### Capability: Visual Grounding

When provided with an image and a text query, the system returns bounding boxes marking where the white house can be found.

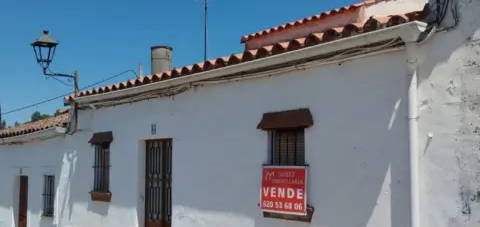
[1,0,480,226]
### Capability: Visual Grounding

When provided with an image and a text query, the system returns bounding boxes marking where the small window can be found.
[93,143,110,192]
[42,175,55,217]
[270,128,305,166]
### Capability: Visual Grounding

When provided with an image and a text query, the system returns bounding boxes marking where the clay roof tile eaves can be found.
[305,32,324,46]
[192,63,205,73]
[66,11,421,103]
[256,45,274,59]
[287,38,306,51]
[272,42,290,54]
[228,54,243,65]
[386,15,409,27]
[171,68,182,77]
[215,57,229,67]
[0,113,69,139]
[181,65,193,75]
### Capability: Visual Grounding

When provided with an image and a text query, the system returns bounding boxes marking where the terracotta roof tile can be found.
[287,38,306,51]
[214,57,229,68]
[305,32,323,46]
[65,11,423,103]
[242,49,257,61]
[256,45,274,59]
[342,23,362,36]
[203,60,216,71]
[228,54,243,65]
[387,15,409,27]
[363,16,387,32]
[240,0,389,43]
[322,28,342,42]
[0,112,69,139]
[272,42,290,55]
[171,68,182,77]
[181,65,193,75]
[192,63,205,73]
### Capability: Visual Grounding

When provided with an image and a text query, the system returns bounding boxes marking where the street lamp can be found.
[31,30,79,96]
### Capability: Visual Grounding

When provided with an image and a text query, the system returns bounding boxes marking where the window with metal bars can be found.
[93,143,110,192]
[270,128,305,166]
[42,175,55,217]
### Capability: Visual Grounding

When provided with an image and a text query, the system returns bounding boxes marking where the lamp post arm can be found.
[43,72,74,79]
[42,70,80,96]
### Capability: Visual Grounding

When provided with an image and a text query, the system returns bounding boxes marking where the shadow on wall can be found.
[417,0,480,85]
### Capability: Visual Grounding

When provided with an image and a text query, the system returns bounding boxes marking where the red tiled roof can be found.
[240,0,387,43]
[0,113,69,139]
[66,11,423,103]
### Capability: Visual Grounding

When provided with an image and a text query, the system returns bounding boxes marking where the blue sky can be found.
[0,0,358,126]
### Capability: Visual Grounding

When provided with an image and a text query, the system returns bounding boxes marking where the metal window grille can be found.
[42,175,55,217]
[271,128,305,166]
[93,143,110,192]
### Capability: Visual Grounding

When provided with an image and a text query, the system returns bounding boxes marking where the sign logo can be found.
[260,166,307,215]
[265,171,275,181]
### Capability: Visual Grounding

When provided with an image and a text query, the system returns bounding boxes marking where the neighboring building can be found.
[1,0,480,226]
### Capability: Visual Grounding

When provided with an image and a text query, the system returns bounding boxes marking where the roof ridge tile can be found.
[240,0,388,43]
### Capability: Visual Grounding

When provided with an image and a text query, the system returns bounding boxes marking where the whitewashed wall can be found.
[0,1,479,226]
[1,49,411,227]
[0,137,68,227]
[416,1,480,227]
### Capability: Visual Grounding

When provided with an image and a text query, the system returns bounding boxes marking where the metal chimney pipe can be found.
[151,46,173,74]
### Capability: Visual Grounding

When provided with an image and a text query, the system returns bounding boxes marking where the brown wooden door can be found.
[18,176,28,227]
[145,139,172,227]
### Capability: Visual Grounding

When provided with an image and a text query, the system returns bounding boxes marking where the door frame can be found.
[18,175,28,227]
[137,137,173,227]
[144,139,172,227]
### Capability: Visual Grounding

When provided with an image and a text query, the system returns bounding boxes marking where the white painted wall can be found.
[0,49,412,227]
[0,137,67,227]
[1,1,480,226]
[416,1,480,226]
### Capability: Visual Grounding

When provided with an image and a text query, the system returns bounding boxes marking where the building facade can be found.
[1,0,480,226]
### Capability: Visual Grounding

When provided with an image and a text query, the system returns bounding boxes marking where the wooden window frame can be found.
[42,175,55,217]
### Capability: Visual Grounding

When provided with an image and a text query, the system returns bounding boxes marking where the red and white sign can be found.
[260,166,307,215]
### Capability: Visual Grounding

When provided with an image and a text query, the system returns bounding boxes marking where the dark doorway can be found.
[145,139,172,227]
[18,176,28,227]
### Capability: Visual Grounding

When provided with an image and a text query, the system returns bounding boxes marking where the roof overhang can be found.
[71,21,427,107]
[0,127,66,145]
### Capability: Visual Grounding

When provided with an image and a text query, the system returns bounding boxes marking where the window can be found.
[258,109,314,221]
[93,143,110,192]
[270,128,305,166]
[89,131,113,202]
[42,175,55,217]
[257,108,312,166]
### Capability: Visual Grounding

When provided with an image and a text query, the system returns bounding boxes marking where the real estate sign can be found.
[260,166,307,215]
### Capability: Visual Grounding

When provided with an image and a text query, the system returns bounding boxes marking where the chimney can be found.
[151,46,173,74]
